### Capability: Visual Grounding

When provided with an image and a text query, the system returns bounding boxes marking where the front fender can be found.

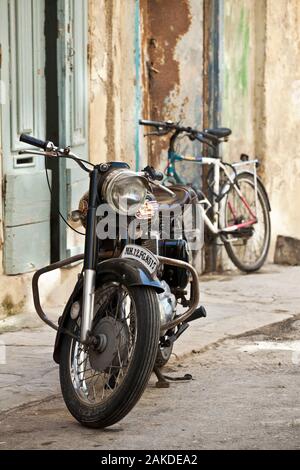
[53,257,163,364]
[96,257,164,292]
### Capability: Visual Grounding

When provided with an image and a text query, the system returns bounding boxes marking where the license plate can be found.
[121,244,159,275]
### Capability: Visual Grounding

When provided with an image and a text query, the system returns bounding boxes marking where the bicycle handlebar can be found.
[139,119,170,128]
[139,119,192,133]
[139,119,218,149]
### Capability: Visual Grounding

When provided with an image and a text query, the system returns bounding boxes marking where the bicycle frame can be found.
[165,150,259,237]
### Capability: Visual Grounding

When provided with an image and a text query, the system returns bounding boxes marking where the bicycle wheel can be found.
[59,284,160,428]
[221,172,271,272]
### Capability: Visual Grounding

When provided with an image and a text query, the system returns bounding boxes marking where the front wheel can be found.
[59,284,160,428]
[221,172,271,272]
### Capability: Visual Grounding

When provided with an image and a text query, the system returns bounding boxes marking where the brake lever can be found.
[144,129,170,137]
[18,149,58,157]
[144,131,160,137]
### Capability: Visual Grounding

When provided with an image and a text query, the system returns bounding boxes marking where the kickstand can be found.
[154,366,193,389]
[154,366,170,388]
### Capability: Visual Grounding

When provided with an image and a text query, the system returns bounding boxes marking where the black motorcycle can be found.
[19,132,206,428]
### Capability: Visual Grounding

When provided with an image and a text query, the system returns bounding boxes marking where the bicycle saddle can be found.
[153,185,197,209]
[203,127,232,139]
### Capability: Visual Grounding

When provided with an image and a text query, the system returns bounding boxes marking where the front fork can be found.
[81,169,99,342]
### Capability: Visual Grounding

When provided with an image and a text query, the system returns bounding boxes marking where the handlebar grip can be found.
[139,119,168,128]
[20,134,49,150]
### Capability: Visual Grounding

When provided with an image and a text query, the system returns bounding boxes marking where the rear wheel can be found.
[59,284,160,428]
[221,172,271,272]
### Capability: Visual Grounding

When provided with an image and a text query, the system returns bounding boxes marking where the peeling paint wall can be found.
[220,0,260,162]
[113,0,139,168]
[218,0,267,268]
[88,0,137,169]
[89,0,109,165]
[89,0,204,173]
[141,0,203,171]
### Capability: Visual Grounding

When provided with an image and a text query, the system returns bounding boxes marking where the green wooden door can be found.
[0,0,50,274]
[57,0,89,258]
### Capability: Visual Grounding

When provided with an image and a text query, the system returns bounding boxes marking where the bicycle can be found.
[139,119,271,273]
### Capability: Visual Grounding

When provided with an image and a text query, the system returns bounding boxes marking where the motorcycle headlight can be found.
[102,170,148,215]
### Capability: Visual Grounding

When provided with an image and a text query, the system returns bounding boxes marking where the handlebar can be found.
[18,134,164,178]
[20,134,54,151]
[140,120,219,151]
[19,135,94,172]
[139,119,188,132]
[139,119,217,148]
[139,119,170,128]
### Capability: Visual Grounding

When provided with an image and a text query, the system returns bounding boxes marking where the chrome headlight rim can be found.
[102,169,149,215]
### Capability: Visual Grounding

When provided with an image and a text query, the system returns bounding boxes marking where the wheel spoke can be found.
[69,283,137,405]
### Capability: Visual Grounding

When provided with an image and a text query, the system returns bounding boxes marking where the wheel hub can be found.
[89,317,129,372]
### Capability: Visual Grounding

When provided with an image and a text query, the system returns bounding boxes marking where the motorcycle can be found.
[19,132,207,428]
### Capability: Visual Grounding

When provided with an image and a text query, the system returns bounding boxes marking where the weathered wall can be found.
[215,0,266,269]
[220,0,300,262]
[0,117,3,276]
[88,0,108,165]
[88,0,138,169]
[140,0,203,174]
[220,0,265,163]
[0,111,3,276]
[264,0,300,253]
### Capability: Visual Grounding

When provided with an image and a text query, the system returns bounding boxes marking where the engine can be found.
[142,239,190,289]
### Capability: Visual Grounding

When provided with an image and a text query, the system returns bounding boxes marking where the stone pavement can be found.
[0,264,299,413]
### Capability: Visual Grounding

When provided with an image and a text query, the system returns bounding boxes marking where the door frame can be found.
[45,0,89,262]
[45,0,66,263]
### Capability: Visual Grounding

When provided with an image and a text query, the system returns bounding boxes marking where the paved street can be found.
[0,265,300,449]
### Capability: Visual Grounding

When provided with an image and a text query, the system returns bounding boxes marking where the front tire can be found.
[59,284,160,428]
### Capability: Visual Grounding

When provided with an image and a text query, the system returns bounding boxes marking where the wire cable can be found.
[44,160,86,236]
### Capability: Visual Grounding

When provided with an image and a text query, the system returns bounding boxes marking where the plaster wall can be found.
[264,0,300,252]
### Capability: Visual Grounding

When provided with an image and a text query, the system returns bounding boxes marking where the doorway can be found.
[0,0,89,274]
